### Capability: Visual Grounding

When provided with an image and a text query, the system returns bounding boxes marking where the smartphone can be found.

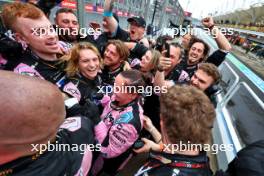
[165,43,170,58]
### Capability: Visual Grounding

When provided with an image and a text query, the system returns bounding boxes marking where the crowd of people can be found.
[0,0,263,176]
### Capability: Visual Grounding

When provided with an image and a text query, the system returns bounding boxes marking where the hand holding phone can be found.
[165,43,170,58]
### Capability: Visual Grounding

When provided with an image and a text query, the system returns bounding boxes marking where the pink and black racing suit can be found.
[92,95,144,175]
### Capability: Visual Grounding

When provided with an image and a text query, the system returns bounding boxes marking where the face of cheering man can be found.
[55,11,80,42]
[78,49,100,80]
[129,21,145,41]
[15,15,60,61]
[103,44,122,71]
[190,69,214,91]
[187,42,206,65]
[127,16,146,42]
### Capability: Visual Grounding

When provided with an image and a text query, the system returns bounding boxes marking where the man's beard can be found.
[58,28,79,43]
[61,34,78,43]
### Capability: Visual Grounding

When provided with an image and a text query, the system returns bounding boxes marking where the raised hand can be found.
[202,16,214,29]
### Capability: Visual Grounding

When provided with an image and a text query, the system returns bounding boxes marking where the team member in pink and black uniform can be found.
[2,2,66,87]
[92,70,150,175]
[61,42,103,122]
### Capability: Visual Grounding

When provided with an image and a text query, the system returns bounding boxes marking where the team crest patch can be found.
[178,70,190,82]
[63,82,81,101]
[115,112,133,124]
[60,117,81,132]
[14,63,44,79]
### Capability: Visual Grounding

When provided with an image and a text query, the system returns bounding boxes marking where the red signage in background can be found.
[61,0,76,9]
[123,12,128,17]
[97,7,104,13]
[184,11,192,17]
[165,7,173,13]
[85,4,93,12]
[117,11,123,16]
[60,0,134,16]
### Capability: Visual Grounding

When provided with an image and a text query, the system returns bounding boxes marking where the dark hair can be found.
[155,35,173,52]
[170,42,184,60]
[55,8,76,18]
[120,70,152,94]
[36,0,62,16]
[188,37,210,62]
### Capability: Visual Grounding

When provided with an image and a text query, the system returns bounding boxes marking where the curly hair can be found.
[188,37,210,62]
[160,85,215,145]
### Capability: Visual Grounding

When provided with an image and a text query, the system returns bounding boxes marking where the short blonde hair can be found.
[64,42,102,77]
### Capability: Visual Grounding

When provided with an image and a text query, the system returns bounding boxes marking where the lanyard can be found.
[146,152,207,169]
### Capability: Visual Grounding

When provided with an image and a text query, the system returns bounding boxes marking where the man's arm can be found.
[100,123,139,158]
[37,0,62,17]
[202,17,232,51]
[103,0,118,35]
[140,38,150,48]
[124,42,148,58]
[153,56,174,89]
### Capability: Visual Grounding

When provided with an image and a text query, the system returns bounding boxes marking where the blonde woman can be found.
[139,49,162,131]
[62,42,103,120]
[140,49,161,74]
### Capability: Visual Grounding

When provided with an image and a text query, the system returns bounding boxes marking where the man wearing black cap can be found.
[101,0,149,66]
[126,16,149,47]
[102,0,149,48]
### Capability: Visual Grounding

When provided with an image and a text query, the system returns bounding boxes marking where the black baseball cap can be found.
[127,16,146,28]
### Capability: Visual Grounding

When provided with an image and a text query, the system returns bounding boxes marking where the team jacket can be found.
[92,95,144,174]
[62,73,103,124]
[62,73,103,106]
[4,50,66,88]
[101,64,125,86]
[135,151,213,176]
